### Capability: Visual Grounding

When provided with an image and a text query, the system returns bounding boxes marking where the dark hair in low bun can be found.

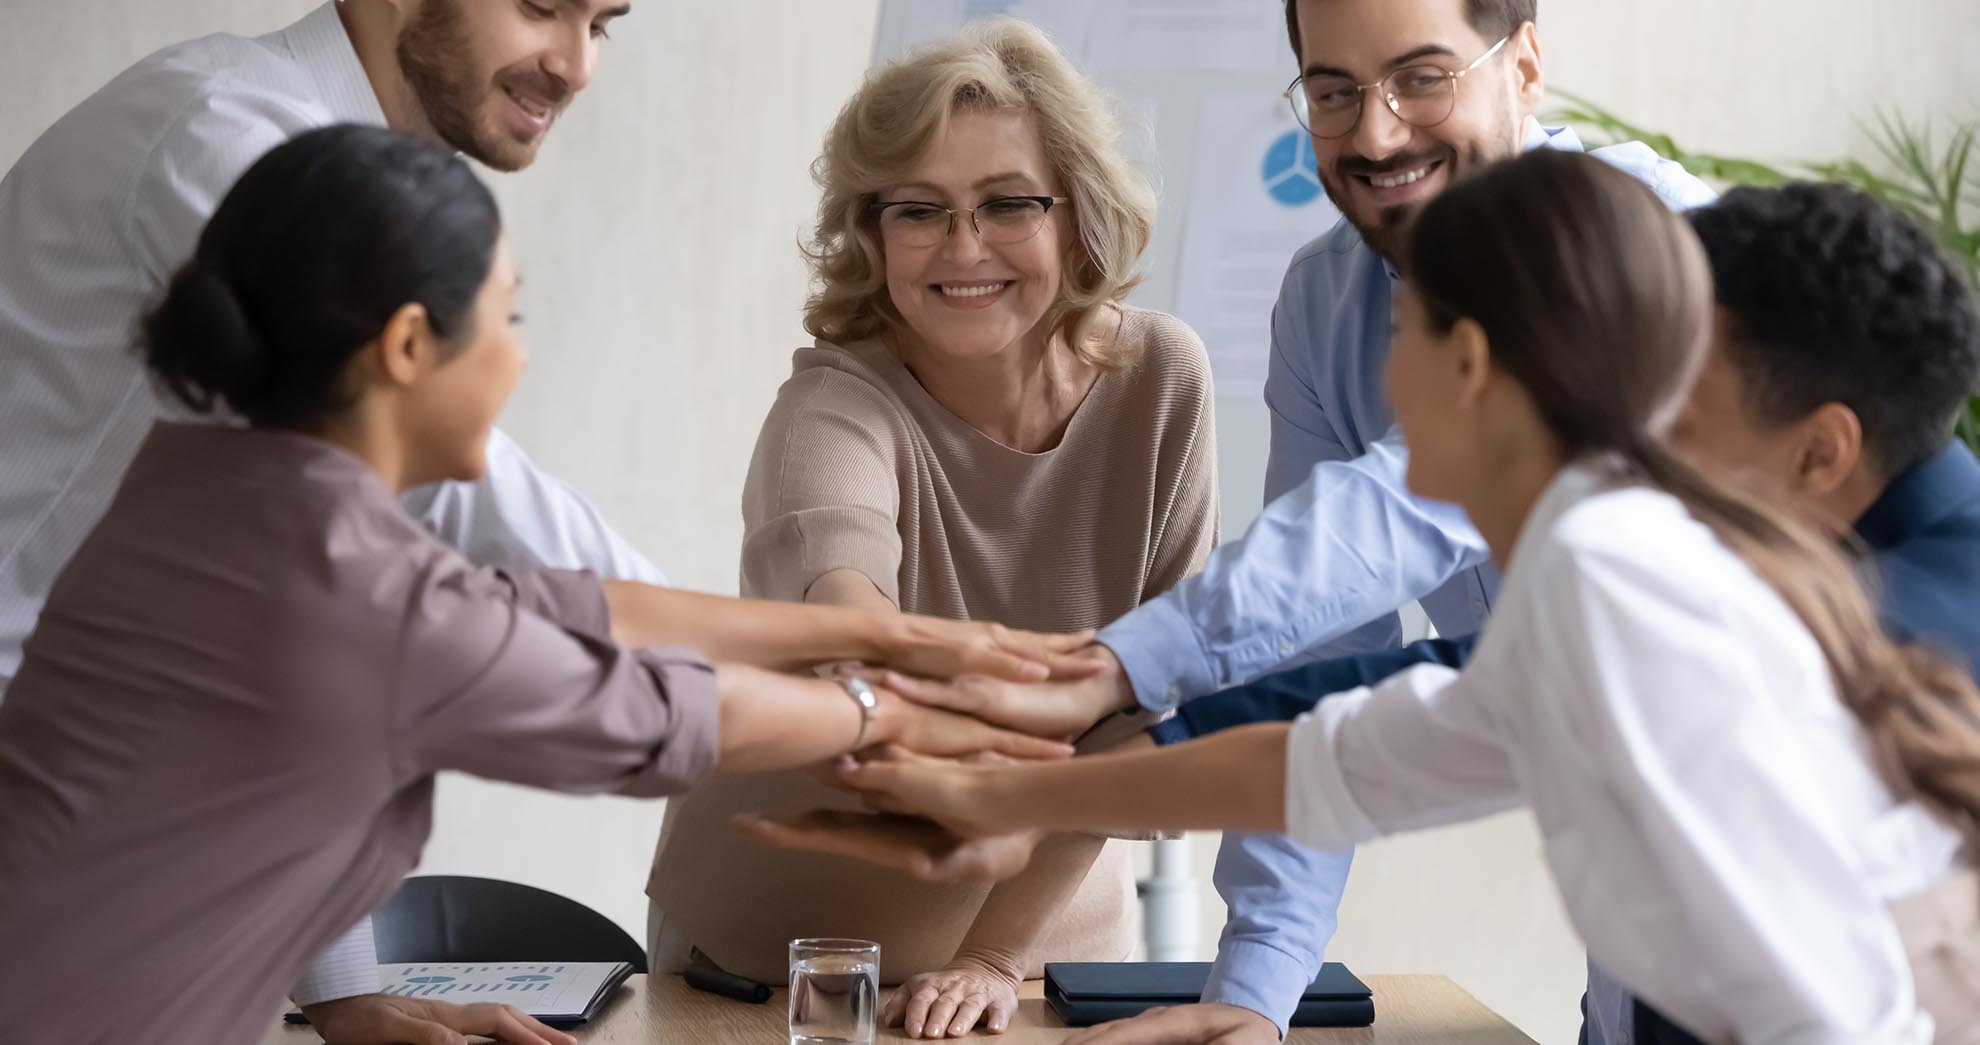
[146,263,265,415]
[143,123,502,429]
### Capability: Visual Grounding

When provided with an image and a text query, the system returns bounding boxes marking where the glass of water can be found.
[788,937,879,1045]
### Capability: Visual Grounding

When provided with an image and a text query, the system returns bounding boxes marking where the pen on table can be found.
[684,954,773,1004]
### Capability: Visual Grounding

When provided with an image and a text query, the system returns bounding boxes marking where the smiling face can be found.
[395,0,628,172]
[1294,0,1539,261]
[876,108,1071,363]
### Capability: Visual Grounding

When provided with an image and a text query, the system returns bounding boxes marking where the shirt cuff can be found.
[290,916,382,1006]
[1098,596,1219,713]
[624,646,723,795]
[1146,714,1195,746]
[1285,696,1382,851]
[1201,939,1316,1037]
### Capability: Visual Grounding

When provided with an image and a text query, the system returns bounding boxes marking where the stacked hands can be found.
[736,631,1246,1042]
[744,637,1141,883]
[306,619,1251,1045]
[303,619,1141,1045]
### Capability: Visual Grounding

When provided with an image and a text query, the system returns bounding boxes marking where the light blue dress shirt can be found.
[1099,120,1715,1033]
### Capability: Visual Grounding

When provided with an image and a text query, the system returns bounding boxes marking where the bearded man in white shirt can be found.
[0,3,646,1042]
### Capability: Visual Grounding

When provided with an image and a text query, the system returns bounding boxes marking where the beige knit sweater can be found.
[647,306,1218,984]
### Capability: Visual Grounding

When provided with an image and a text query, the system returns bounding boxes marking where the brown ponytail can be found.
[1632,439,1980,849]
[1405,148,1980,853]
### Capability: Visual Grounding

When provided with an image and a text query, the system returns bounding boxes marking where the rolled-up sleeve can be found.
[739,366,904,604]
[1285,663,1521,851]
[393,557,720,797]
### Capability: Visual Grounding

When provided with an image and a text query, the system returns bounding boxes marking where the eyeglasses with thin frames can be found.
[1284,34,1512,140]
[868,195,1071,248]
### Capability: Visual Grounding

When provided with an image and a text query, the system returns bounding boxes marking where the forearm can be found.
[1202,834,1354,1032]
[604,582,892,671]
[951,832,1110,979]
[976,724,1289,836]
[714,664,866,773]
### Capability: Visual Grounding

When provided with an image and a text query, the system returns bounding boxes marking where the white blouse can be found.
[1286,459,1964,1044]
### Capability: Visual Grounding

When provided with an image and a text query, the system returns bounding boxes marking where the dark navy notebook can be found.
[1044,961,1374,1027]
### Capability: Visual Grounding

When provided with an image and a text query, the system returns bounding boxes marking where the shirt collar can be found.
[1524,117,1582,154]
[274,3,388,128]
[1854,441,1980,551]
[1504,454,1635,571]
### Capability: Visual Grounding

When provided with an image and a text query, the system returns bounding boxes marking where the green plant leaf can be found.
[1550,93,1980,457]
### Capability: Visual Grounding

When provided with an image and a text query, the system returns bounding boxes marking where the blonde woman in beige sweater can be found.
[646,20,1218,1041]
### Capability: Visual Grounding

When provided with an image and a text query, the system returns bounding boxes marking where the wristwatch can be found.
[836,675,880,753]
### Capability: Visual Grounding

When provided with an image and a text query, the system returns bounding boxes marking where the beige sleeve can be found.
[739,367,905,605]
[1143,323,1222,601]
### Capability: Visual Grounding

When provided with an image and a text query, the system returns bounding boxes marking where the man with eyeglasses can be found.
[1091,2,1711,1040]
[815,1,1715,1042]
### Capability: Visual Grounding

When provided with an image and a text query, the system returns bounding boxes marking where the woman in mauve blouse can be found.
[0,125,1083,1045]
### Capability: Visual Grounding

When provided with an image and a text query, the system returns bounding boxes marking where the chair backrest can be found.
[374,875,647,973]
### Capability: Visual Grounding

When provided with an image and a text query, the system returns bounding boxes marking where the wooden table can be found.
[266,973,1536,1043]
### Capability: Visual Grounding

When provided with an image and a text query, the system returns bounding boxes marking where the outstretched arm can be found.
[850,724,1292,839]
[601,581,1095,683]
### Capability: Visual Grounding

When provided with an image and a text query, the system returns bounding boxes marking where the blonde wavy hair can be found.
[802,18,1157,368]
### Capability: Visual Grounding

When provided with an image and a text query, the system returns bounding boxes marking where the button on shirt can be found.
[1287,459,1959,1045]
[1097,120,1715,1028]
[0,1,660,1005]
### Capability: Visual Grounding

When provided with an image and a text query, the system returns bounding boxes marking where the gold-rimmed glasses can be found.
[1285,35,1511,140]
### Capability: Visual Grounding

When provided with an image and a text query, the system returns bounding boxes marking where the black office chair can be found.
[373,875,648,973]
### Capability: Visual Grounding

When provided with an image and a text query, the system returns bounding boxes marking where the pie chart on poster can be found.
[1262,129,1323,207]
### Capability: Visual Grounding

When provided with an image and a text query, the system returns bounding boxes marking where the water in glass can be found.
[789,941,878,1045]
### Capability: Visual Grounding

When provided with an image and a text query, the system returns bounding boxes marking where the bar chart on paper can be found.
[380,962,631,1015]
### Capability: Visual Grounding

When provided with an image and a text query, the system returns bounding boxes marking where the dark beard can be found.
[1322,143,1493,264]
[396,0,516,171]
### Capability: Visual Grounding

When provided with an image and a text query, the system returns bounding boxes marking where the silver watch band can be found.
[837,676,880,752]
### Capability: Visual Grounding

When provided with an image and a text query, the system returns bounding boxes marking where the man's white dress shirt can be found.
[0,2,662,1005]
[1286,459,1964,1044]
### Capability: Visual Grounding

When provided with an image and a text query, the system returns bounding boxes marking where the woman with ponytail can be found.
[0,124,1088,1044]
[751,149,1980,1044]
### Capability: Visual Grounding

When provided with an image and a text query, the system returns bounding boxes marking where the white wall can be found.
[7,4,1979,1045]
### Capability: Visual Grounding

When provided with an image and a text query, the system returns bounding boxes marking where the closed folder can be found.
[1043,961,1375,1027]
